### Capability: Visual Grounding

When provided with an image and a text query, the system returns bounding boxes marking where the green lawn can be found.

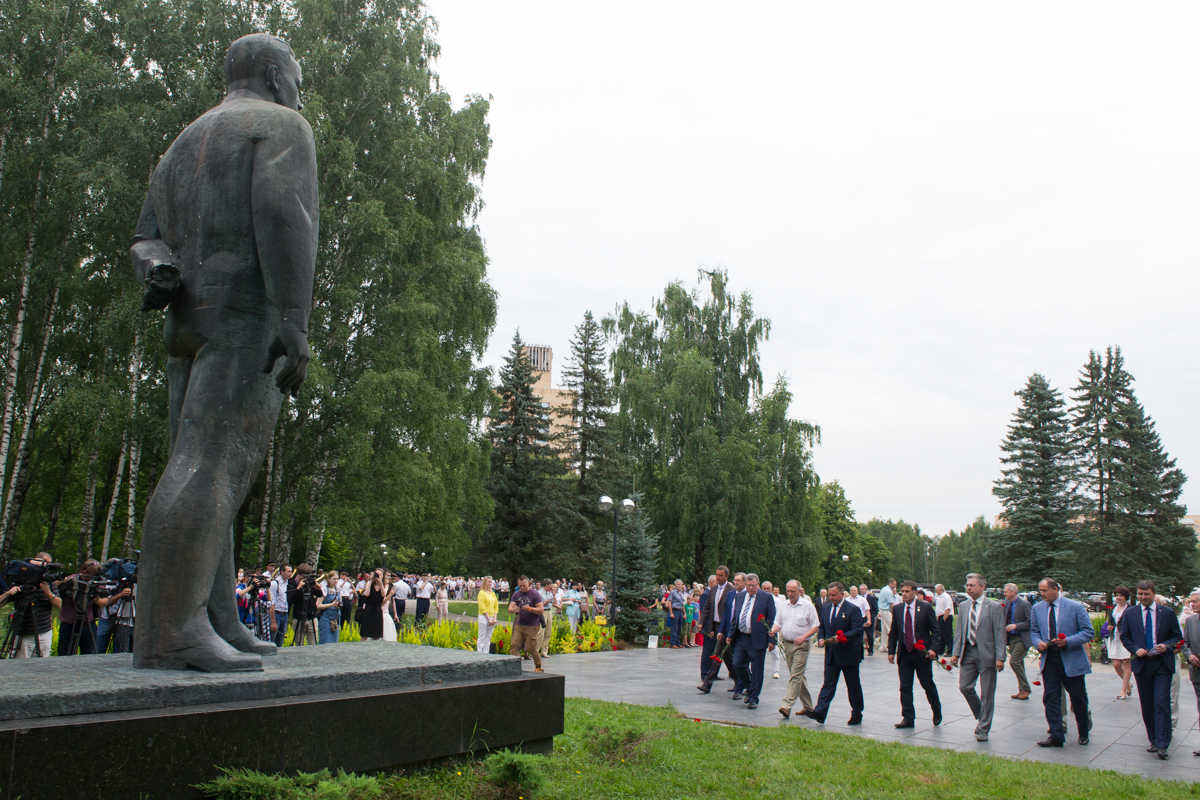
[447,600,514,623]
[201,699,1198,799]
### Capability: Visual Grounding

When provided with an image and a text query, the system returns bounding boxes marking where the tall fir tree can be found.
[477,332,580,581]
[613,496,660,642]
[989,374,1080,587]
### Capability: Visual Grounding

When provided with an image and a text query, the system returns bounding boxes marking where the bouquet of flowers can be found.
[915,639,925,651]
[835,629,848,645]
[938,658,953,672]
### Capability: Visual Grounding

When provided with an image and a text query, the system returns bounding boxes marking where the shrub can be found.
[198,767,383,799]
[484,751,545,800]
[582,725,662,765]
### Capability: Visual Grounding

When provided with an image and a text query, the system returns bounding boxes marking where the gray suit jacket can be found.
[1181,614,1200,683]
[954,596,1007,664]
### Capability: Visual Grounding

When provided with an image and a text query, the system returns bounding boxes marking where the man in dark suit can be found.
[862,583,880,656]
[1179,593,1200,756]
[698,567,732,682]
[804,582,865,725]
[887,579,942,728]
[728,573,777,709]
[1001,582,1033,700]
[1120,580,1183,759]
[698,571,745,694]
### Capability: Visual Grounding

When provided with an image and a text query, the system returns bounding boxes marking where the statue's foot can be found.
[135,642,263,673]
[216,621,278,656]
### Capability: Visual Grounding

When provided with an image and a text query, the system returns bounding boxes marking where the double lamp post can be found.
[597,495,635,626]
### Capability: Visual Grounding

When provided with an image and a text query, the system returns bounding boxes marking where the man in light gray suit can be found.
[949,573,1006,741]
[1180,593,1200,756]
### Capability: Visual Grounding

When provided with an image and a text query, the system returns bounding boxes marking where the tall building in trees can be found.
[522,345,575,441]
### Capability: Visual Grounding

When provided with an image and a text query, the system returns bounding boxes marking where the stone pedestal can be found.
[0,643,563,799]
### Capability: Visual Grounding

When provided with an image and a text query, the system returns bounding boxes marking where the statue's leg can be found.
[209,524,276,655]
[133,328,281,672]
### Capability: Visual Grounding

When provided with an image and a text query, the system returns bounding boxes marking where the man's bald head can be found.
[225,34,302,110]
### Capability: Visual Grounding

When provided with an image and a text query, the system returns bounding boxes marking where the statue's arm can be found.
[252,111,319,396]
[129,192,181,312]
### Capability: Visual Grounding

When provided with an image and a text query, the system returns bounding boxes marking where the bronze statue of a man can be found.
[129,34,317,671]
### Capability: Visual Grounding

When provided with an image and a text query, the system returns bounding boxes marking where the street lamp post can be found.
[599,496,636,627]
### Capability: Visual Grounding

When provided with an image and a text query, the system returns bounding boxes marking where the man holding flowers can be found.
[887,580,943,729]
[804,582,866,725]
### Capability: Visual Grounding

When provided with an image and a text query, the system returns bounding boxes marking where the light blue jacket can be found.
[1030,596,1093,677]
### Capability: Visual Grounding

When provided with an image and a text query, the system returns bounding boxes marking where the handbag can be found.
[354,606,364,624]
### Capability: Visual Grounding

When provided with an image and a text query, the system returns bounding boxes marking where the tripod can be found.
[108,593,136,653]
[289,583,320,646]
[1,589,52,658]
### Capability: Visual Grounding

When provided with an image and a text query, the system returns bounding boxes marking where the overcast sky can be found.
[425,1,1199,537]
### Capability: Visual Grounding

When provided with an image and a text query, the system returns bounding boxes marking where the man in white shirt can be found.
[268,564,292,647]
[771,580,820,719]
[393,574,412,621]
[934,584,955,657]
[414,574,433,624]
[877,579,899,657]
[762,581,785,679]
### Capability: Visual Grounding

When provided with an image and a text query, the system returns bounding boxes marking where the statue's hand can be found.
[265,321,309,397]
[140,263,182,312]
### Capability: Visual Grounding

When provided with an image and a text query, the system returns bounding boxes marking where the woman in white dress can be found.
[382,574,399,642]
[1107,585,1133,699]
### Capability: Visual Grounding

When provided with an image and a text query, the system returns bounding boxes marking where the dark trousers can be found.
[667,612,682,646]
[57,619,99,655]
[937,618,954,656]
[700,630,720,680]
[1134,658,1174,749]
[702,636,739,688]
[897,648,941,720]
[415,598,429,624]
[1042,649,1089,742]
[731,637,767,702]
[813,656,864,719]
[339,597,353,626]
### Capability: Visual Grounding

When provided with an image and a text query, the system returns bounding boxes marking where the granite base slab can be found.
[0,644,564,799]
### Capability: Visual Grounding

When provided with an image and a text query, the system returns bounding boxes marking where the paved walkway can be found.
[527,645,1200,784]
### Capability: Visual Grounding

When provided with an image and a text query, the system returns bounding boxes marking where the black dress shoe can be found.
[1037,737,1064,748]
[1078,735,1089,746]
[803,710,826,724]
[1158,748,1169,760]
[848,714,863,725]
[747,701,758,709]
[1148,745,1159,752]
[894,719,915,729]
[933,713,942,727]
[697,684,711,694]
[732,691,742,700]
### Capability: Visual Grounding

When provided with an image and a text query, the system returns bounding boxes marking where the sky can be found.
[425,1,1200,537]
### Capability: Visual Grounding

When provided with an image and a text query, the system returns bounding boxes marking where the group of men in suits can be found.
[696,567,777,709]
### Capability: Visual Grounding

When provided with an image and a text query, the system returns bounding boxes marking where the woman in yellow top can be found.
[476,576,499,653]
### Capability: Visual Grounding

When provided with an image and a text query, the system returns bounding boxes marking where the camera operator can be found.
[0,552,61,658]
[287,563,320,645]
[268,564,292,647]
[58,559,127,656]
[95,558,135,654]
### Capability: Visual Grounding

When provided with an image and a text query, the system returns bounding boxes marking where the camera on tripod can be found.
[4,558,65,592]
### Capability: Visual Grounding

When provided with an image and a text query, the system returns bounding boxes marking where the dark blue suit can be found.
[811,599,865,721]
[1119,602,1183,750]
[728,590,777,704]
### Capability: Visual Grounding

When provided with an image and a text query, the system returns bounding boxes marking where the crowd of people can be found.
[687,567,1200,761]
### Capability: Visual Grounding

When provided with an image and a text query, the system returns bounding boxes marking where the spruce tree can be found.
[989,374,1079,587]
[478,332,578,581]
[613,497,660,642]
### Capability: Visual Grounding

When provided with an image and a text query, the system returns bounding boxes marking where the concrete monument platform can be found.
[0,643,564,799]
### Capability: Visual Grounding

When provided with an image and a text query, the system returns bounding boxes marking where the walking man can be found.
[804,582,865,725]
[888,580,942,728]
[697,574,721,681]
[1031,577,1093,748]
[773,580,819,719]
[728,574,776,709]
[507,576,545,673]
[1120,580,1182,759]
[698,571,745,694]
[1179,593,1200,756]
[934,584,955,656]
[1002,583,1032,699]
[949,573,1006,741]
[877,579,898,659]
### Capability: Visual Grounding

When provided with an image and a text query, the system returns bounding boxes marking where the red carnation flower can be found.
[1033,680,1042,686]
[1057,633,1066,640]
[757,614,765,621]
[915,639,925,650]
[835,629,848,644]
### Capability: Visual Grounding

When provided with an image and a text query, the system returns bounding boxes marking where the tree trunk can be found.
[100,437,128,562]
[0,421,35,564]
[305,517,326,569]
[43,450,72,553]
[256,435,275,570]
[121,438,141,558]
[77,435,101,566]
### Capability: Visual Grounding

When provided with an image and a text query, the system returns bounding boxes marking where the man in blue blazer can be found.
[1030,577,1093,747]
[1119,580,1183,759]
[727,573,776,709]
[804,581,865,725]
[698,571,745,694]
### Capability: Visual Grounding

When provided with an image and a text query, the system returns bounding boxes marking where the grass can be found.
[200,698,1200,800]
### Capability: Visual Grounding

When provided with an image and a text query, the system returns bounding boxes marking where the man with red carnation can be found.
[726,573,776,709]
[1030,577,1093,748]
[887,580,942,729]
[804,581,865,725]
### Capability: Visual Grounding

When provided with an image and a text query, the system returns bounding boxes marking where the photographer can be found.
[287,563,321,645]
[0,552,61,658]
[316,570,341,644]
[268,564,292,647]
[96,558,135,654]
[58,559,126,655]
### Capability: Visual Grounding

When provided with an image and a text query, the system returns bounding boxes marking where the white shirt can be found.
[739,592,757,634]
[711,582,729,623]
[776,597,819,642]
[848,594,870,618]
[271,575,290,612]
[935,591,955,616]
[338,579,353,599]
[415,580,434,599]
[393,580,412,600]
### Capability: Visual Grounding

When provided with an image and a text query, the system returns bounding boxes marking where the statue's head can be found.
[224,34,303,111]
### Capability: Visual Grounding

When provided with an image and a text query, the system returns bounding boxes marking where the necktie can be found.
[969,600,979,646]
[904,606,915,651]
[741,595,753,633]
[1048,603,1057,640]
[1145,607,1155,652]
[1008,602,1014,625]
[714,585,723,622]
